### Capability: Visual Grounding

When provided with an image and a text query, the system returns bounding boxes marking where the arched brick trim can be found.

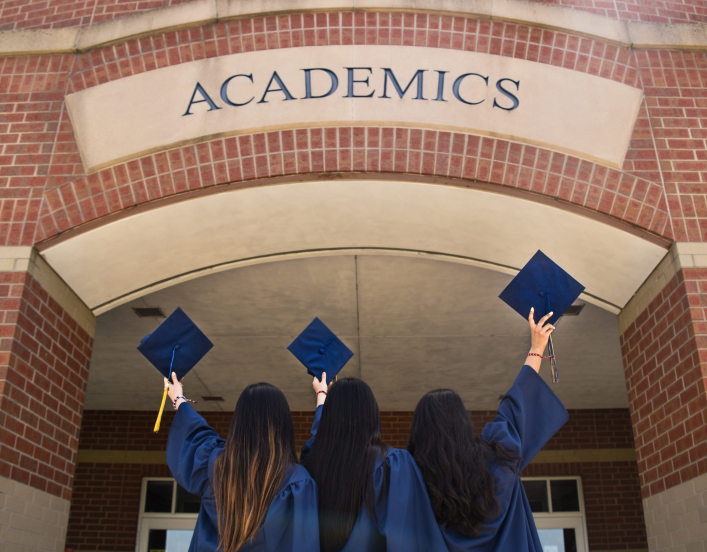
[67,13,639,94]
[1,0,705,33]
[36,127,672,243]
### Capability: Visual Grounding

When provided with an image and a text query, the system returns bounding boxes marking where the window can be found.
[521,477,589,552]
[137,478,202,552]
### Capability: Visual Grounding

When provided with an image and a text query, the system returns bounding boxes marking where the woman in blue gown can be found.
[164,376,320,552]
[301,376,448,552]
[407,308,569,552]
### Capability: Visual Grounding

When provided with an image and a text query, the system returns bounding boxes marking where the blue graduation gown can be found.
[302,406,447,552]
[166,403,320,552]
[441,365,569,552]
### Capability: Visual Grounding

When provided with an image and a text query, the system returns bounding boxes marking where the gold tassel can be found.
[154,385,169,432]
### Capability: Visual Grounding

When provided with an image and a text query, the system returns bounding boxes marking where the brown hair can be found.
[212,383,297,551]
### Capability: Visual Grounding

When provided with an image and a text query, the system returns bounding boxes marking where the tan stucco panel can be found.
[39,180,666,312]
[65,45,643,172]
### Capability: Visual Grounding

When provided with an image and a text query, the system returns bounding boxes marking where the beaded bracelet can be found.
[173,395,197,409]
[528,352,555,360]
[317,390,327,397]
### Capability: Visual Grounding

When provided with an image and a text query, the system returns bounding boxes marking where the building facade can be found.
[0,1,707,552]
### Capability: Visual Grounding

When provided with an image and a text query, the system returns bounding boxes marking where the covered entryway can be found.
[51,178,659,552]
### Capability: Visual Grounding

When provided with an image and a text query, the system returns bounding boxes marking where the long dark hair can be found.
[407,389,518,537]
[302,378,388,552]
[213,383,298,552]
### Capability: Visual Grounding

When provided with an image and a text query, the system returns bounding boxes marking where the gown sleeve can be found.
[373,448,448,552]
[300,404,323,462]
[166,403,225,497]
[262,470,321,552]
[481,365,569,471]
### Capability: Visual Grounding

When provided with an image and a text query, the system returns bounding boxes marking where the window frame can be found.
[520,476,589,552]
[139,477,203,519]
[136,477,201,552]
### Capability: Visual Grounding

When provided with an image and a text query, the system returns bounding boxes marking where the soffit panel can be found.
[40,180,667,313]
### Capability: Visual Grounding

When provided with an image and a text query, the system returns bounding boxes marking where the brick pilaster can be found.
[619,243,707,551]
[0,248,95,552]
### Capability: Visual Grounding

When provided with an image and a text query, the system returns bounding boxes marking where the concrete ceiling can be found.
[86,253,628,412]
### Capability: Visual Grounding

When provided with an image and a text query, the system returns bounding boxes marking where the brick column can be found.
[619,243,707,552]
[0,247,95,552]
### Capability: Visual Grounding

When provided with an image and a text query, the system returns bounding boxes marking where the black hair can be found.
[407,388,518,537]
[302,378,388,552]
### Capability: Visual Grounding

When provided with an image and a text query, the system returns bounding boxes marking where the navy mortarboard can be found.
[288,317,354,380]
[138,307,214,432]
[499,250,585,383]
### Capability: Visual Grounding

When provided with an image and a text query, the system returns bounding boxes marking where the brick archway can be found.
[37,127,671,245]
[27,9,669,246]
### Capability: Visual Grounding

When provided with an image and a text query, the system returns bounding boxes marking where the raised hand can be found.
[313,372,328,406]
[526,308,555,373]
[164,372,183,404]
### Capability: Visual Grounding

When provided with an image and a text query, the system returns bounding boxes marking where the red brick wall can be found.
[37,127,671,243]
[0,54,72,246]
[66,407,646,551]
[0,271,93,500]
[620,268,707,498]
[66,15,640,93]
[1,0,706,32]
[635,49,707,242]
[74,407,637,452]
[67,461,172,551]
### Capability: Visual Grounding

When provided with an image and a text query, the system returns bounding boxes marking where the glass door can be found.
[136,478,201,552]
[521,477,589,552]
[534,516,587,552]
[139,518,197,552]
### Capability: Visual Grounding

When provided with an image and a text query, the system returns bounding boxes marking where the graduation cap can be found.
[288,317,354,381]
[499,250,584,383]
[137,307,214,432]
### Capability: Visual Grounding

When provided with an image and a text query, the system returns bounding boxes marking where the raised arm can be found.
[525,307,555,373]
[481,309,568,470]
[300,372,328,461]
[164,373,224,497]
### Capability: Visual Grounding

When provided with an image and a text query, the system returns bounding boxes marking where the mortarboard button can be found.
[499,250,585,383]
[288,317,354,381]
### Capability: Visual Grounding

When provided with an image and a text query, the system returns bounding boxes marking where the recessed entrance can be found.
[88,253,628,412]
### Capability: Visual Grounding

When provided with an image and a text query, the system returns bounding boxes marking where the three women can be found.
[163,308,567,551]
